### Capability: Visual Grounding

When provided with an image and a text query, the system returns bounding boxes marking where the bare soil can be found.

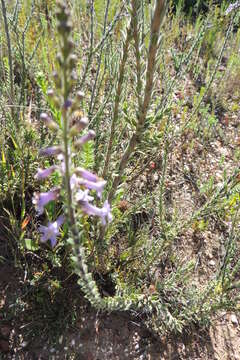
[0,264,240,360]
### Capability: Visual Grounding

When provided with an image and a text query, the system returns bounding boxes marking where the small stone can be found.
[135,343,140,351]
[153,173,159,182]
[20,341,28,348]
[140,175,147,183]
[209,260,216,267]
[230,314,238,326]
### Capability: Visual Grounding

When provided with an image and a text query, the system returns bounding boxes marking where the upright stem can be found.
[108,0,168,202]
[79,0,94,89]
[1,0,15,120]
[89,0,110,117]
[102,20,133,178]
[132,0,143,111]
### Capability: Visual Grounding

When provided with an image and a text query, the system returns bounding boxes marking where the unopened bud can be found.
[40,113,58,131]
[57,20,72,36]
[47,89,54,98]
[76,91,85,100]
[68,54,77,69]
[70,117,89,136]
[56,53,63,66]
[63,99,73,110]
[70,71,77,82]
[53,72,61,88]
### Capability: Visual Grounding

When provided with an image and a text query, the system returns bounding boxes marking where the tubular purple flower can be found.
[39,215,64,247]
[75,167,99,182]
[70,173,79,190]
[35,165,58,180]
[32,188,60,215]
[102,200,113,225]
[39,146,63,157]
[74,130,95,148]
[79,179,106,198]
[75,189,94,203]
[80,200,112,226]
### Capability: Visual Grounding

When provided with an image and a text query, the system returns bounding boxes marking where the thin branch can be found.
[102,18,133,178]
[89,0,111,117]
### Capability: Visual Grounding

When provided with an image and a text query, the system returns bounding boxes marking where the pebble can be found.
[208,253,213,260]
[230,314,238,326]
[135,343,140,351]
[209,260,216,267]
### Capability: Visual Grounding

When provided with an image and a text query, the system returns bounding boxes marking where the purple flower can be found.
[79,179,106,198]
[70,173,78,190]
[74,130,95,148]
[57,153,66,173]
[75,189,94,203]
[57,148,72,174]
[35,165,58,180]
[80,200,112,226]
[75,167,99,182]
[77,116,89,129]
[39,146,63,157]
[102,200,113,225]
[39,215,64,247]
[64,99,72,109]
[32,188,60,215]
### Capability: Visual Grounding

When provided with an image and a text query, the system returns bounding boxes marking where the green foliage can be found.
[0,0,239,345]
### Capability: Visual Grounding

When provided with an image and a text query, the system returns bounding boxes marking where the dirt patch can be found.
[0,264,239,359]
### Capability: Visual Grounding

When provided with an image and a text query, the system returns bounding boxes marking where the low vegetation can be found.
[0,0,239,358]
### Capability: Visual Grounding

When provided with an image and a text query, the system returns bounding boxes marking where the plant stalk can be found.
[108,0,168,202]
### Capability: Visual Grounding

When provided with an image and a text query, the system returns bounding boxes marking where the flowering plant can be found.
[33,2,112,250]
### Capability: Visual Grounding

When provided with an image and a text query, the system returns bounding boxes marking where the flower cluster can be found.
[32,1,112,248]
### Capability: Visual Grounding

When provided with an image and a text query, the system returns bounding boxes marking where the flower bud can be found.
[76,91,85,100]
[74,130,95,149]
[40,113,59,131]
[56,53,63,67]
[68,54,77,69]
[62,39,74,58]
[70,71,77,82]
[70,116,89,136]
[47,89,54,98]
[57,20,72,35]
[53,71,61,88]
[63,99,73,110]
